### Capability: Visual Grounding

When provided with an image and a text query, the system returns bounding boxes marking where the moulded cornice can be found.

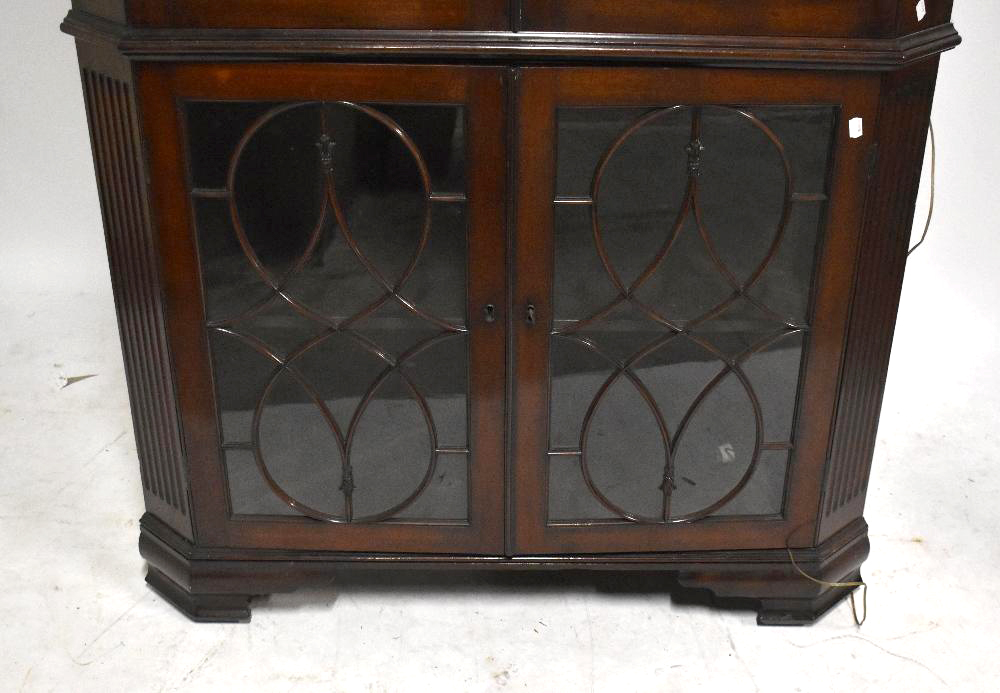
[62,10,960,71]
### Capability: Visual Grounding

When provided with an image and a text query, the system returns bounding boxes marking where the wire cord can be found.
[908,120,937,257]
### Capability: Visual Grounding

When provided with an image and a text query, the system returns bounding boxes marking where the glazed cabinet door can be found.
[511,67,880,554]
[138,64,506,552]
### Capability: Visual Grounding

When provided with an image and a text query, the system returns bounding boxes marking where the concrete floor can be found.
[3,3,1000,692]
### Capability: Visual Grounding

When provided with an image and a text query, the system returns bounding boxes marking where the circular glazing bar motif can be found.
[570,104,799,522]
[209,100,464,523]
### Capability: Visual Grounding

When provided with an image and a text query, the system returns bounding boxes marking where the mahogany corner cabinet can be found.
[63,0,959,625]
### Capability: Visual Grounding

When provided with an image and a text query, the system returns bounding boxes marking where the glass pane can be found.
[549,336,612,449]
[697,108,788,282]
[592,109,691,287]
[349,371,436,520]
[748,204,825,325]
[193,197,274,324]
[405,332,469,449]
[397,203,468,328]
[549,104,835,523]
[226,449,299,517]
[552,204,619,327]
[394,454,468,522]
[374,105,467,195]
[231,105,325,283]
[742,331,806,443]
[633,338,726,437]
[188,100,470,524]
[754,106,836,194]
[186,101,275,190]
[210,330,282,444]
[548,456,618,522]
[668,372,758,519]
[556,108,648,198]
[712,450,790,517]
[583,376,669,520]
[258,368,347,517]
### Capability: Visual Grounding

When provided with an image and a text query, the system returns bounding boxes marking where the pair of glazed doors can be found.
[139,62,880,555]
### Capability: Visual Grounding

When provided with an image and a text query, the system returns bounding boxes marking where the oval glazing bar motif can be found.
[188,101,471,524]
[550,105,837,524]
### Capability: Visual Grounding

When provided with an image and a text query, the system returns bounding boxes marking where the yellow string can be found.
[783,120,940,625]
[786,546,868,627]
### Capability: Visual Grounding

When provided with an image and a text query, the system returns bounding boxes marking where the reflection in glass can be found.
[226,449,298,516]
[550,104,835,523]
[549,456,617,522]
[394,454,468,521]
[188,100,469,524]
[713,451,790,517]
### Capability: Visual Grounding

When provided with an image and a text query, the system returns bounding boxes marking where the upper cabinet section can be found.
[66,0,959,68]
[71,0,509,30]
[519,0,952,38]
[72,0,952,36]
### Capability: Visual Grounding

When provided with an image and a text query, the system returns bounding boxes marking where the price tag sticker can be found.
[849,117,864,139]
[916,1,927,22]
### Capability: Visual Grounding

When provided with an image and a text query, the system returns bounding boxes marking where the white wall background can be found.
[1,2,998,692]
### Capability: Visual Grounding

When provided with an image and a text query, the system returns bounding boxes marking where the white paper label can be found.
[916,1,927,21]
[849,117,864,139]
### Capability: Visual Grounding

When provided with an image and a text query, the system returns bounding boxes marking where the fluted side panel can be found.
[819,61,938,541]
[80,65,192,538]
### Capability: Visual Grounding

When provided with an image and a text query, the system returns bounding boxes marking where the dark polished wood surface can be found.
[63,9,960,71]
[72,0,953,37]
[521,0,929,38]
[74,0,508,30]
[65,1,958,623]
